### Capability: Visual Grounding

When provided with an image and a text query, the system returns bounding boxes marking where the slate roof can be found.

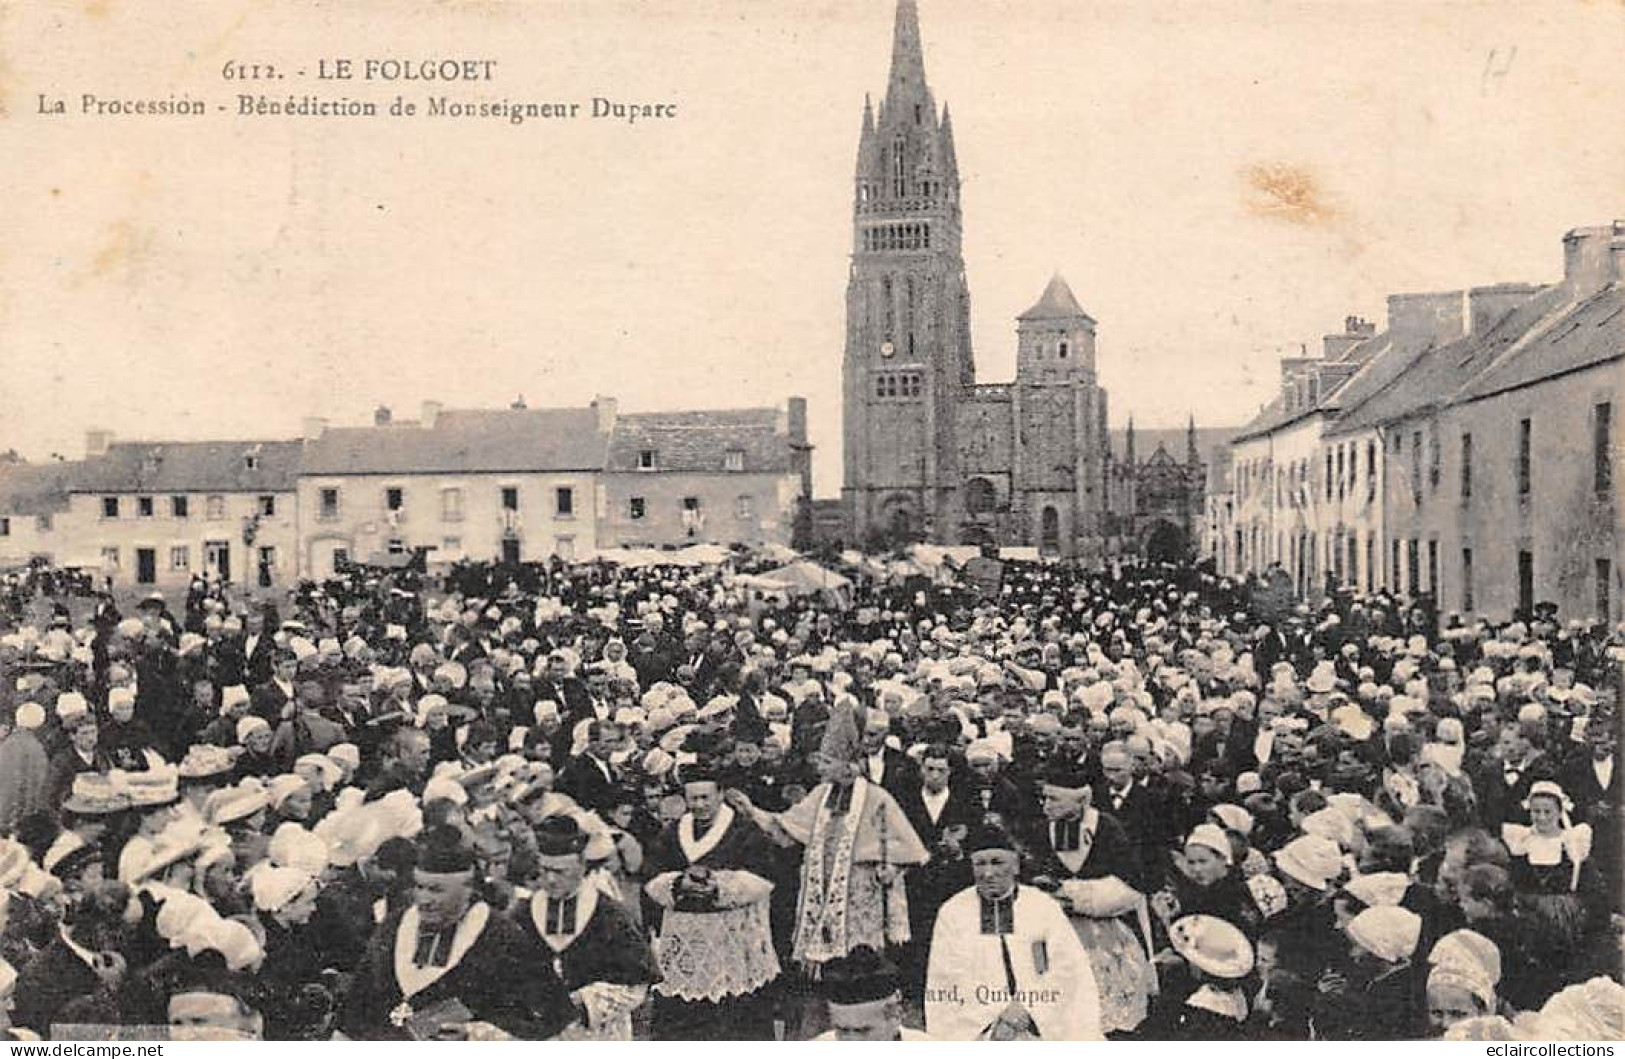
[1018,273,1094,323]
[606,408,790,473]
[301,408,607,476]
[1458,285,1623,401]
[1325,284,1579,435]
[69,440,304,494]
[0,462,77,515]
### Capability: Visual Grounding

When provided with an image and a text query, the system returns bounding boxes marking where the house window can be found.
[101,546,120,569]
[736,495,754,519]
[206,495,225,520]
[102,497,119,518]
[244,454,259,472]
[36,514,50,533]
[1325,450,1334,502]
[1517,418,1532,496]
[1408,538,1421,596]
[1428,429,1441,492]
[1599,558,1613,620]
[637,450,657,470]
[441,536,461,553]
[1428,540,1439,597]
[683,497,701,512]
[1335,447,1345,500]
[629,497,646,520]
[1460,433,1473,501]
[441,488,464,521]
[171,495,189,518]
[386,538,406,555]
[170,545,189,571]
[1596,402,1613,495]
[319,488,341,520]
[1391,539,1401,592]
[555,487,574,517]
[1366,441,1377,501]
[137,496,154,518]
[385,488,404,512]
[1410,432,1423,506]
[0,517,8,537]
[724,449,745,472]
[257,495,276,517]
[1462,548,1475,611]
[1058,340,1069,359]
[501,487,520,511]
[1365,534,1375,593]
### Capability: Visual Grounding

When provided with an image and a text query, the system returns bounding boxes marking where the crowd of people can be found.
[0,548,1619,1041]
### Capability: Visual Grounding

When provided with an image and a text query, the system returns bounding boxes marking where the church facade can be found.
[840,1,1113,562]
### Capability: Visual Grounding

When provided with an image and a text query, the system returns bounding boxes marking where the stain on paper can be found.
[1243,163,1337,226]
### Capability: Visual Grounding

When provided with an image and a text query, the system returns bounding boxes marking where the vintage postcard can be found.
[0,0,1620,1045]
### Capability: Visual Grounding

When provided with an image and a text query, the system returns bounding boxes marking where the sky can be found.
[2,0,1622,497]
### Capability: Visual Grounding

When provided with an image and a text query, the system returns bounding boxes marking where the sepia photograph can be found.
[0,0,1621,1044]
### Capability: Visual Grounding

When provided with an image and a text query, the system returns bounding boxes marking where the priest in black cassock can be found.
[1024,761,1156,1035]
[643,765,781,1040]
[336,826,576,1040]
[513,815,658,1040]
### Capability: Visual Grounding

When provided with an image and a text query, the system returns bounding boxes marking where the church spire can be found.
[939,102,959,180]
[1186,413,1200,466]
[856,93,877,178]
[1126,417,1137,465]
[889,0,927,102]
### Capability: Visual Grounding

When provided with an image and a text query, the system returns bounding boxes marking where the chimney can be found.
[1561,222,1625,296]
[1468,283,1543,335]
[1386,290,1466,348]
[301,417,328,441]
[374,405,392,427]
[785,396,809,445]
[420,401,443,429]
[84,429,113,458]
[1323,314,1375,360]
[510,394,527,410]
[591,395,617,434]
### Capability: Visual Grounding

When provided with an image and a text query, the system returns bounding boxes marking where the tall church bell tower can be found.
[842,0,974,545]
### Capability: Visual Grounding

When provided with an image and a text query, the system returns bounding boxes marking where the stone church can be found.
[841,0,1118,561]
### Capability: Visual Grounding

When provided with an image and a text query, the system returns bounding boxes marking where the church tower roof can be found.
[1018,273,1094,323]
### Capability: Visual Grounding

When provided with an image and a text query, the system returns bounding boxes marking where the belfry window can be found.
[892,137,905,196]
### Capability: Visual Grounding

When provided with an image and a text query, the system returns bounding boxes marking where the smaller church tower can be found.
[1011,273,1108,559]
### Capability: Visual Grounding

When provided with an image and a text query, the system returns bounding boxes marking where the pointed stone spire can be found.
[1186,413,1200,466]
[856,93,877,178]
[1125,416,1137,466]
[889,0,926,99]
[939,102,959,179]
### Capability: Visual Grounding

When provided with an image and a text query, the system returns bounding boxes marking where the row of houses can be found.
[0,396,812,593]
[1204,222,1623,625]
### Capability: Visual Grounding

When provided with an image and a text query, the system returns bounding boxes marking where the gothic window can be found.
[892,137,906,196]
[965,477,997,514]
[923,223,931,248]
[905,276,917,357]
[882,275,895,340]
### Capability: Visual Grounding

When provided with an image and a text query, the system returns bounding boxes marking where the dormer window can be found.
[638,449,657,470]
[244,454,259,471]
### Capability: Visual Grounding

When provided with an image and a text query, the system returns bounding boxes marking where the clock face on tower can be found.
[880,340,895,358]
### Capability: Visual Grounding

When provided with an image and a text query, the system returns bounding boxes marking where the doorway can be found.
[135,548,156,585]
[501,538,521,564]
[204,540,231,582]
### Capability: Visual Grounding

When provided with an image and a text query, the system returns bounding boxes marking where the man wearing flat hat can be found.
[338,826,575,1040]
[925,824,1100,1040]
[512,815,657,1040]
